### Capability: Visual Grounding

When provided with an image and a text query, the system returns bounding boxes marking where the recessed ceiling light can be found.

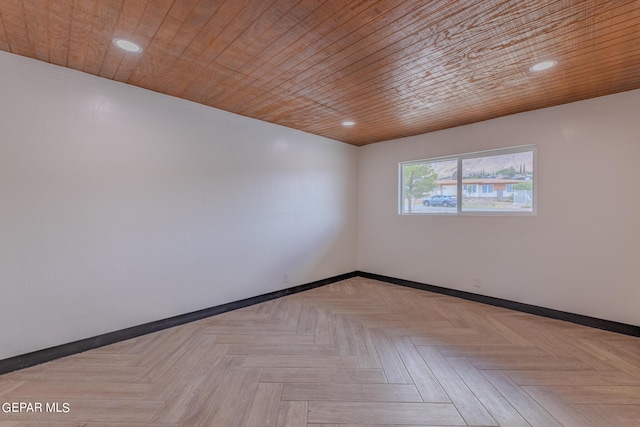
[342,121,355,126]
[529,60,557,72]
[113,38,143,53]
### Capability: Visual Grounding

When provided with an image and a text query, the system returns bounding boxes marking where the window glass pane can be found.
[402,159,457,214]
[461,150,534,212]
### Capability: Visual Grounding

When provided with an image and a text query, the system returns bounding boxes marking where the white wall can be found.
[3,49,638,362]
[358,89,640,327]
[0,51,358,360]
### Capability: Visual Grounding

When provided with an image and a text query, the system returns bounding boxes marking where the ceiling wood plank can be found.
[131,0,228,94]
[66,1,95,71]
[0,5,12,52]
[83,0,122,76]
[1,0,33,56]
[22,0,50,63]
[1,0,640,145]
[178,0,294,102]
[100,0,156,80]
[115,0,175,83]
[213,0,400,111]
[47,0,73,67]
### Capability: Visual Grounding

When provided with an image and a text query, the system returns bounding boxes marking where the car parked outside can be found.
[423,195,457,207]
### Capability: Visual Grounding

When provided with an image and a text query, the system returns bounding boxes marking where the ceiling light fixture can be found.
[342,121,355,126]
[529,60,557,72]
[113,38,143,53]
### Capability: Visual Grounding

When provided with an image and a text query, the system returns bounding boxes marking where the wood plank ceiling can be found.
[1,0,639,146]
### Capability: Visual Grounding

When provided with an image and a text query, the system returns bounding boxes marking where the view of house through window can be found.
[402,159,457,213]
[461,150,534,212]
[400,146,535,214]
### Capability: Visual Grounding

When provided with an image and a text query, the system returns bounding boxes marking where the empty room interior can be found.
[1,1,640,426]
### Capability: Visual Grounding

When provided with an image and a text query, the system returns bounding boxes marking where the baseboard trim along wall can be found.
[0,271,358,376]
[356,271,640,338]
[2,270,637,375]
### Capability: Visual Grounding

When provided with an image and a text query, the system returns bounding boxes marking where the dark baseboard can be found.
[356,271,640,337]
[0,271,358,376]
[2,269,637,375]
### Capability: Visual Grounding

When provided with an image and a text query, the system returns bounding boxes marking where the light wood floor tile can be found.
[227,343,336,356]
[333,313,357,357]
[148,344,231,420]
[52,352,138,367]
[243,355,358,368]
[597,403,640,426]
[550,336,619,371]
[0,424,177,427]
[335,425,478,427]
[281,383,422,402]
[392,336,449,402]
[576,339,640,380]
[496,318,574,358]
[146,339,228,400]
[133,326,206,379]
[482,370,563,426]
[504,369,640,386]
[436,344,548,358]
[0,381,25,396]
[547,385,640,404]
[213,334,315,345]
[523,385,599,427]
[306,401,465,425]
[276,401,307,427]
[410,334,512,346]
[4,380,151,400]
[0,400,163,423]
[348,318,383,369]
[470,355,591,370]
[167,355,245,425]
[5,365,145,383]
[243,382,283,427]
[447,357,530,426]
[571,403,621,427]
[0,277,638,425]
[295,305,316,336]
[313,308,333,345]
[201,367,262,426]
[417,347,497,425]
[370,329,413,384]
[485,315,533,347]
[260,367,387,384]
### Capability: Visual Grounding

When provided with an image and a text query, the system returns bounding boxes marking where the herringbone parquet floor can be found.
[1,277,639,426]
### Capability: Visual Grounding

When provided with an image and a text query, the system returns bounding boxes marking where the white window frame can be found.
[399,145,537,216]
[481,184,494,194]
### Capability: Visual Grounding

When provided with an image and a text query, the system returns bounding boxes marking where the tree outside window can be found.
[403,163,437,213]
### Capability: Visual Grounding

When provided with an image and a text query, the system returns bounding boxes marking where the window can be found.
[400,145,535,215]
[401,158,457,213]
[463,184,477,194]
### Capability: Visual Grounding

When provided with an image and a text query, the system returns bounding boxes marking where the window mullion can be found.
[457,157,462,214]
